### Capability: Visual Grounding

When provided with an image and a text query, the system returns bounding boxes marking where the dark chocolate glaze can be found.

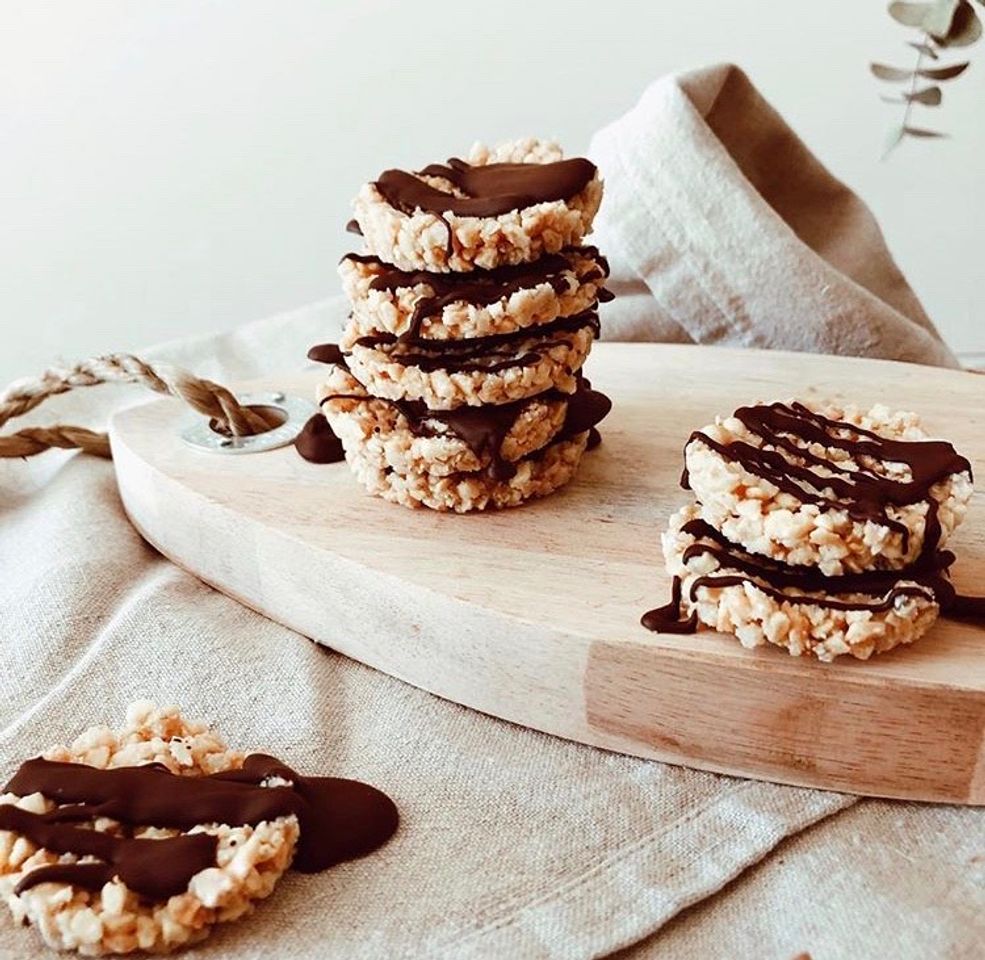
[557,379,612,441]
[341,246,610,341]
[2,754,398,900]
[353,308,600,374]
[421,401,527,482]
[950,594,985,620]
[345,218,363,236]
[375,156,596,219]
[0,803,217,902]
[682,517,950,608]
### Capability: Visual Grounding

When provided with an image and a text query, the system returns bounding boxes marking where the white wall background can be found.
[2,0,983,386]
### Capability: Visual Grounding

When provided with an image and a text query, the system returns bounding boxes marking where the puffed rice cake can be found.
[0,704,297,956]
[352,138,603,273]
[683,400,973,575]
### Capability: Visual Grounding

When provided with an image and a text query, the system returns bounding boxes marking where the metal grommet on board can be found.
[180,391,317,454]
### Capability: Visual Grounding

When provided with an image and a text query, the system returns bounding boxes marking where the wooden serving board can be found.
[109,344,985,804]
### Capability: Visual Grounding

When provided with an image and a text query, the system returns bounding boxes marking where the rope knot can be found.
[0,354,280,459]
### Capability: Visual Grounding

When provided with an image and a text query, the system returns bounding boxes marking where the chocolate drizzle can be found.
[641,516,984,634]
[644,402,983,634]
[342,247,610,341]
[685,401,972,562]
[375,157,597,219]
[353,309,600,374]
[1,754,398,900]
[685,517,949,608]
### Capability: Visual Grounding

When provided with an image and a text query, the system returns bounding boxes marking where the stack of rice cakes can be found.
[310,139,613,512]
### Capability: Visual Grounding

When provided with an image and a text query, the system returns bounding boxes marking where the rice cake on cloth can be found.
[0,703,398,955]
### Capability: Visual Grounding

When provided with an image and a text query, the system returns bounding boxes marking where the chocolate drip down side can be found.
[641,577,698,634]
[1,754,398,900]
[375,157,597,219]
[342,247,611,341]
[295,343,350,463]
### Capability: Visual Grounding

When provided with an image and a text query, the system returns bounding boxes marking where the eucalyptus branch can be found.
[872,0,982,153]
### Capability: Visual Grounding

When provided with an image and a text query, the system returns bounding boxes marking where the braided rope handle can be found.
[0,353,279,460]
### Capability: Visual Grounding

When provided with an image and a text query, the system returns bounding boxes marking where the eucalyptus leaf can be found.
[903,125,950,136]
[918,60,971,76]
[871,62,915,80]
[877,0,973,154]
[889,1,934,26]
[907,40,941,57]
[934,0,983,46]
[924,0,961,36]
[907,84,944,102]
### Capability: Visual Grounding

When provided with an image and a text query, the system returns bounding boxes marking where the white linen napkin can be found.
[590,63,958,368]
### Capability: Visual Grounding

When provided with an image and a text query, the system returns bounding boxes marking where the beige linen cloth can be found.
[1,64,981,959]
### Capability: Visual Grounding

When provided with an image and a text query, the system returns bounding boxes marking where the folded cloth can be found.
[591,63,959,368]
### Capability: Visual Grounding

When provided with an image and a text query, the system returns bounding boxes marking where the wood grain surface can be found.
[109,344,985,804]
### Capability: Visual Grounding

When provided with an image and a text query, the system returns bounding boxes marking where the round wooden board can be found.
[109,344,985,804]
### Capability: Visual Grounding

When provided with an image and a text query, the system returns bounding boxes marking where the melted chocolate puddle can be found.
[1,754,398,900]
[295,415,345,464]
